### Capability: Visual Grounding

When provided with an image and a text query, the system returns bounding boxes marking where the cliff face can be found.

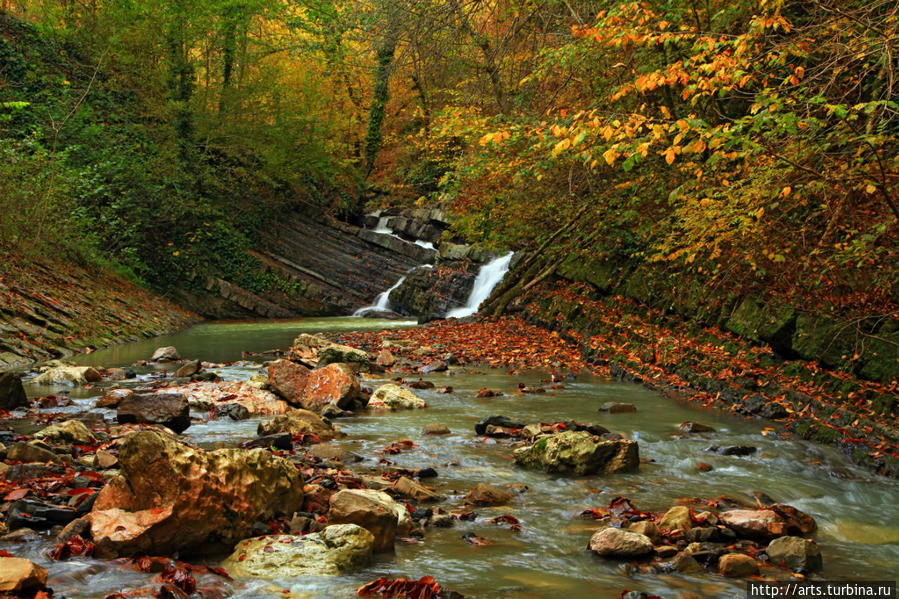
[0,252,198,369]
[181,210,438,319]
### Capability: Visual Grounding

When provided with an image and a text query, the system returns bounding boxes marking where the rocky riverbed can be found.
[0,319,896,599]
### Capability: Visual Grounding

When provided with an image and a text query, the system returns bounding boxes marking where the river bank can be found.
[0,251,198,369]
[333,303,898,478]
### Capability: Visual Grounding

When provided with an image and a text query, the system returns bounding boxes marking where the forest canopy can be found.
[0,0,896,314]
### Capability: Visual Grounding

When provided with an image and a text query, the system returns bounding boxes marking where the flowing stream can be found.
[14,318,899,599]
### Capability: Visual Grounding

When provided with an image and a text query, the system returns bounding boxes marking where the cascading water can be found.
[445,252,514,319]
[369,214,435,250]
[353,275,408,316]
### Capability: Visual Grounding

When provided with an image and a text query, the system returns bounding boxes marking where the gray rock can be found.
[116,392,190,433]
[151,346,180,362]
[766,536,822,572]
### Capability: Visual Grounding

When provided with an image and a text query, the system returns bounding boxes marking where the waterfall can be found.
[445,252,514,319]
[353,275,408,316]
[372,216,392,235]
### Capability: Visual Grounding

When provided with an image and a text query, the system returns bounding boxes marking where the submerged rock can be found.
[0,372,27,410]
[589,528,653,558]
[679,421,716,433]
[222,525,374,577]
[116,392,190,433]
[367,384,427,410]
[598,402,637,414]
[423,423,451,435]
[88,430,304,557]
[513,431,639,475]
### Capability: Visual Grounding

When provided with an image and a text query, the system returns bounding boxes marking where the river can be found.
[16,317,899,598]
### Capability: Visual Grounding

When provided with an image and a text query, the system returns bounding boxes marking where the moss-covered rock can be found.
[513,431,638,475]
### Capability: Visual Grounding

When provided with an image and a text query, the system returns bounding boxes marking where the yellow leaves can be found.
[755,207,765,219]
[479,131,511,146]
[637,142,651,157]
[659,105,671,119]
[780,186,791,197]
[866,183,878,194]
[794,66,805,79]
[552,137,571,157]
[663,145,681,165]
[603,146,619,166]
[684,138,706,154]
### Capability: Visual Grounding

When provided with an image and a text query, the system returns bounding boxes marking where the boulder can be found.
[393,477,443,503]
[589,528,653,558]
[34,420,97,446]
[513,431,639,475]
[302,363,360,411]
[659,506,693,532]
[0,372,27,410]
[175,360,201,378]
[375,350,396,368]
[0,557,47,593]
[267,359,311,406]
[598,402,637,414]
[116,392,190,433]
[32,366,102,386]
[88,430,304,557]
[171,381,288,416]
[151,346,180,362]
[289,334,368,367]
[718,553,759,577]
[766,536,822,572]
[719,508,792,539]
[222,525,374,577]
[465,483,514,506]
[423,423,451,435]
[96,388,133,408]
[328,489,410,552]
[367,384,427,410]
[257,409,337,442]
